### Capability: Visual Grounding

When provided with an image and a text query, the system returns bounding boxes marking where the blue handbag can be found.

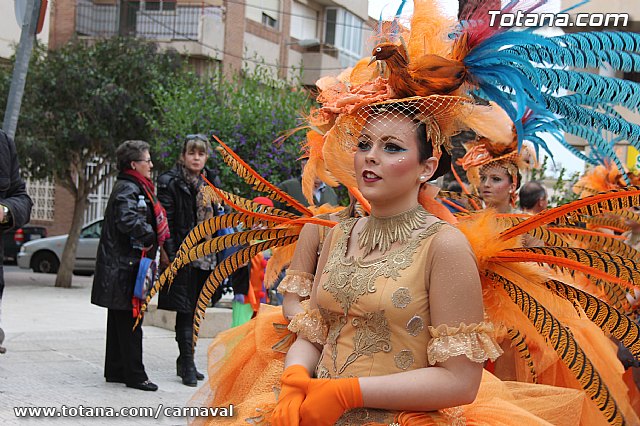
[134,255,157,300]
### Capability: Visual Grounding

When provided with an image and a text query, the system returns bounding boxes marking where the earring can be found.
[419,176,426,182]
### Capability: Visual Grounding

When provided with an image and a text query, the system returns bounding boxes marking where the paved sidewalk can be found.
[0,266,218,425]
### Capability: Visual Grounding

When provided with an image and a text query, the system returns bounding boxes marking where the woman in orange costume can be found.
[182,0,640,422]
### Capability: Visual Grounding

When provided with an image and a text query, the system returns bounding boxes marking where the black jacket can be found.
[156,166,221,312]
[91,173,157,310]
[0,131,32,298]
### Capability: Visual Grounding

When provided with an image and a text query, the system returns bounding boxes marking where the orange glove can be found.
[298,377,363,426]
[271,365,311,426]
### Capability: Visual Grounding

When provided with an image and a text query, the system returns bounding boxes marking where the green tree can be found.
[148,63,314,197]
[0,37,184,288]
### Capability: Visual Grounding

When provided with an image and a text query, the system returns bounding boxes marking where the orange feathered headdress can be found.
[456,103,541,200]
[299,1,523,222]
[573,162,640,199]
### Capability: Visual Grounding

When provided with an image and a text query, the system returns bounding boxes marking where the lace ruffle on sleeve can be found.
[277,270,314,297]
[287,300,327,345]
[427,322,503,365]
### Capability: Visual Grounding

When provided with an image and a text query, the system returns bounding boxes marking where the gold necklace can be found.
[358,205,431,257]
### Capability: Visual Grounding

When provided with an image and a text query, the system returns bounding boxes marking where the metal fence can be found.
[76,0,219,41]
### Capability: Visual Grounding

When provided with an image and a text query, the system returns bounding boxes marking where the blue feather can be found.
[536,68,640,112]
[559,122,630,183]
[521,113,561,161]
[557,138,600,166]
[562,94,626,120]
[555,32,640,53]
[546,95,640,146]
[390,0,407,41]
[505,44,640,73]
[463,32,556,130]
[598,51,640,73]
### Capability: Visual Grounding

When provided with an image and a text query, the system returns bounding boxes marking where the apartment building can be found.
[3,0,371,235]
[50,0,373,85]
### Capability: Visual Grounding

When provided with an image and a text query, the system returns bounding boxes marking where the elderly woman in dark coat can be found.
[91,140,169,392]
[157,134,223,387]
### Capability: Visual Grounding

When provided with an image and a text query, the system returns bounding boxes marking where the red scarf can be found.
[123,169,170,247]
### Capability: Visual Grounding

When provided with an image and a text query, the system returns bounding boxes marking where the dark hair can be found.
[416,122,451,181]
[446,180,462,193]
[513,170,523,190]
[116,140,150,171]
[519,180,547,209]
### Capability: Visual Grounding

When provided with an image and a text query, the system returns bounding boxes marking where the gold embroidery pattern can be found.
[358,205,432,256]
[287,303,328,345]
[316,364,331,379]
[339,311,391,374]
[323,219,445,314]
[320,307,348,374]
[440,406,467,425]
[394,349,415,370]
[391,287,412,308]
[427,322,503,365]
[407,315,425,337]
[277,270,314,296]
[335,408,395,426]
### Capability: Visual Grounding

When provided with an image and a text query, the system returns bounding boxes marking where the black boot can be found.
[0,326,6,354]
[176,329,197,387]
[177,357,204,380]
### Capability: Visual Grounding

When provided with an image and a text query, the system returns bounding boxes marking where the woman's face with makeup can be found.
[479,165,514,209]
[355,113,434,206]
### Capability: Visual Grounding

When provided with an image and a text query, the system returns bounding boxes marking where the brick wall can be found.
[49,184,76,236]
[278,0,291,79]
[223,0,244,76]
[49,0,77,49]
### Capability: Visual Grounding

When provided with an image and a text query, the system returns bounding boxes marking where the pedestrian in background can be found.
[519,180,548,214]
[157,134,224,387]
[91,140,169,391]
[277,158,338,213]
[0,130,33,354]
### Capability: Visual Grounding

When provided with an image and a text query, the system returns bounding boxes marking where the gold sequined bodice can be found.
[315,217,446,379]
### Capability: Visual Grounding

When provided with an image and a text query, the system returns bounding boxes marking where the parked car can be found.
[17,219,103,275]
[2,225,48,263]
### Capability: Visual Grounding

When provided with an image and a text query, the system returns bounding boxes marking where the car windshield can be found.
[80,221,103,239]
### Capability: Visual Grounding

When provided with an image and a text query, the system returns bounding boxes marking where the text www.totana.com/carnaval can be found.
[13,404,234,419]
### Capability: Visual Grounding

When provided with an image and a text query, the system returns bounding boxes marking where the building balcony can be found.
[75,0,224,59]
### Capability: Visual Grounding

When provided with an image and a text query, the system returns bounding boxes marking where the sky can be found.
[366,0,586,176]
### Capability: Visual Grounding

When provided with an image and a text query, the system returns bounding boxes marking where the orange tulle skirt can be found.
[187,305,601,425]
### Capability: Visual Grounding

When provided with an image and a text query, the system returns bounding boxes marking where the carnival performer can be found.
[147,0,640,423]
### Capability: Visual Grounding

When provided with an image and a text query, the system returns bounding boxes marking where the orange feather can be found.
[347,187,371,215]
[214,135,313,217]
[201,175,292,225]
[500,186,640,241]
[490,251,637,289]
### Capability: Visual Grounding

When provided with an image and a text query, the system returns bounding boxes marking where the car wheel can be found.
[32,252,60,274]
